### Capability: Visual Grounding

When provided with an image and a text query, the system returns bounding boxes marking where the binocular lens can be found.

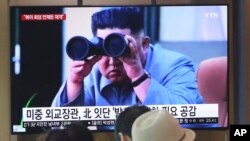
[104,33,128,57]
[66,33,128,60]
[66,36,90,60]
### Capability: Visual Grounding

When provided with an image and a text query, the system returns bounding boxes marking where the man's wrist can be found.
[131,70,150,87]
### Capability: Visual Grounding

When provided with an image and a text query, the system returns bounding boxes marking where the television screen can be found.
[10,5,228,134]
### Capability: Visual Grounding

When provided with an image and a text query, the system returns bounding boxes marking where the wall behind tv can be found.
[0,0,249,141]
[0,0,11,140]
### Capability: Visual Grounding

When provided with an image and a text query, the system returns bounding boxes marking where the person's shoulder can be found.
[152,44,189,60]
[146,44,197,77]
[149,44,194,66]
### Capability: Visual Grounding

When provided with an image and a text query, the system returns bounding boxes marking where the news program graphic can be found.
[18,104,218,131]
[21,14,66,21]
[230,125,250,141]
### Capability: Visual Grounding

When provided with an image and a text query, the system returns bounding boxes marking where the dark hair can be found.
[44,130,68,141]
[114,105,150,141]
[91,7,144,36]
[37,122,94,141]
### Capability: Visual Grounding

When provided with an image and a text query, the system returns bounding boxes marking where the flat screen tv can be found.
[10,5,228,134]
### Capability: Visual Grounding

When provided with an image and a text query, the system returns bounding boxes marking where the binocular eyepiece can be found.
[66,33,129,60]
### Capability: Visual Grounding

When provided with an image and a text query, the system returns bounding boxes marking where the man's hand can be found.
[67,56,101,102]
[118,35,150,103]
[118,35,145,81]
[69,56,102,83]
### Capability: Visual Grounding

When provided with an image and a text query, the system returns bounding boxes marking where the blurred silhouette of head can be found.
[37,122,94,141]
[114,105,151,141]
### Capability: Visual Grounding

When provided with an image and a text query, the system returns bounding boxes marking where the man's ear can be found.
[118,132,132,141]
[142,36,150,50]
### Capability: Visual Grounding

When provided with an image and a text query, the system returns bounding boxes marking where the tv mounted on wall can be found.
[10,5,228,134]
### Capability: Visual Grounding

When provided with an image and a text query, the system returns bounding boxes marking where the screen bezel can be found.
[10,4,230,134]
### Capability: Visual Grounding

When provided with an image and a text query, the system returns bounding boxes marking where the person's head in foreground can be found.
[37,122,94,141]
[132,110,196,141]
[114,105,151,141]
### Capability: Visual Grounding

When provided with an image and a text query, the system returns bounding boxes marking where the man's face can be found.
[96,28,145,84]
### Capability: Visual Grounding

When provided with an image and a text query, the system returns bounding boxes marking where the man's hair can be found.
[37,122,94,141]
[114,105,151,141]
[91,7,144,36]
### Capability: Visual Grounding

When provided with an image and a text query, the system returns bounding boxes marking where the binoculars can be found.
[66,33,129,60]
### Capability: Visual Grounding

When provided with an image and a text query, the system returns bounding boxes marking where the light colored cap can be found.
[132,110,196,141]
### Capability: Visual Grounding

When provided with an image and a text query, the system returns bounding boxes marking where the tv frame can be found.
[11,4,230,134]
